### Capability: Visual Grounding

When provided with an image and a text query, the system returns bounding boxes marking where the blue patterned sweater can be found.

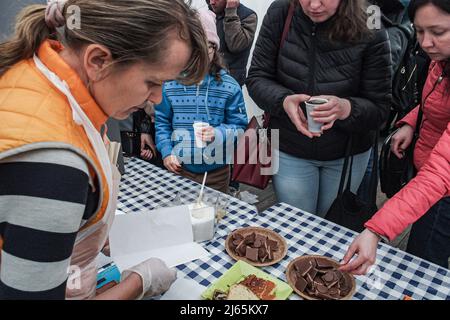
[155,70,248,173]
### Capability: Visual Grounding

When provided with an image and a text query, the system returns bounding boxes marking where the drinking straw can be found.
[197,171,208,205]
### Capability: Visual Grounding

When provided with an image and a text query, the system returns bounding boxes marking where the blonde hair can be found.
[0,0,209,84]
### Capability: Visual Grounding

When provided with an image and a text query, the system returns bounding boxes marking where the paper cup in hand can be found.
[304,98,328,133]
[193,121,209,148]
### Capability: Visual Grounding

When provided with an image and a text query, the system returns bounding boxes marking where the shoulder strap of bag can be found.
[280,1,296,49]
[368,131,379,205]
[263,1,295,129]
[338,132,376,195]
[338,132,379,201]
[337,135,353,195]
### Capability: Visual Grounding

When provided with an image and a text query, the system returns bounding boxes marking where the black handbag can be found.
[120,131,141,157]
[325,135,379,233]
[379,127,417,198]
[380,62,446,198]
[380,78,426,198]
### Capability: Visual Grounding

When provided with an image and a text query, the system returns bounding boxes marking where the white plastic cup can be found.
[188,204,216,242]
[193,121,209,148]
[305,98,328,133]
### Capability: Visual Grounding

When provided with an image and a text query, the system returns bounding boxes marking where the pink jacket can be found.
[365,61,450,241]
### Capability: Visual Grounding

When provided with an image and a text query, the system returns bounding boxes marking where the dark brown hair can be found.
[328,0,372,43]
[408,0,450,20]
[0,0,209,84]
[293,0,372,43]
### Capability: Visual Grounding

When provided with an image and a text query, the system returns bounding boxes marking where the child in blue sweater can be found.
[155,9,248,193]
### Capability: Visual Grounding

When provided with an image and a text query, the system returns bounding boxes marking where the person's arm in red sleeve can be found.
[365,121,450,240]
[340,121,450,275]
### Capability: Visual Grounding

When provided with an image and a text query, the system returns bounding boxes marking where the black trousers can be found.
[407,197,450,268]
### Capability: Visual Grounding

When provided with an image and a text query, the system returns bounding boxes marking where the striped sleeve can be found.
[0,148,94,300]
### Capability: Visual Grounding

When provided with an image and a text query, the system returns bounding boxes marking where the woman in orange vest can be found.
[0,0,208,299]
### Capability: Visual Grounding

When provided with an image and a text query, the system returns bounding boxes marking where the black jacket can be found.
[373,0,412,73]
[246,0,392,160]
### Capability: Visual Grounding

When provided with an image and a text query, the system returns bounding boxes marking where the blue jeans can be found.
[407,197,450,268]
[357,147,376,203]
[272,149,372,218]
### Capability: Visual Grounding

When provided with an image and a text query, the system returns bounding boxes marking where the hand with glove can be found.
[121,257,177,299]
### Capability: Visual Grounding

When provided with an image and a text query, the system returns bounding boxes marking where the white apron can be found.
[33,55,120,299]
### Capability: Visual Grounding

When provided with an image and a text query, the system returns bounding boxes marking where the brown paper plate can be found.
[225,226,287,267]
[285,255,356,300]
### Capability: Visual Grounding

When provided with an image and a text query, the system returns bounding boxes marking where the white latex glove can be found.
[121,258,177,299]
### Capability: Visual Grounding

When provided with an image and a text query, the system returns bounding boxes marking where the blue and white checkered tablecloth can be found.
[117,157,257,239]
[115,158,450,300]
[178,203,450,300]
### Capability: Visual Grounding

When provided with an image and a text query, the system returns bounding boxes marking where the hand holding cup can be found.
[308,95,352,132]
[193,122,215,147]
[283,94,322,138]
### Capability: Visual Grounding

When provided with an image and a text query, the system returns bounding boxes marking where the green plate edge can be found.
[201,260,293,300]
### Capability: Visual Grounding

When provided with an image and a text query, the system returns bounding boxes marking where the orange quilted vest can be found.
[0,40,110,251]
